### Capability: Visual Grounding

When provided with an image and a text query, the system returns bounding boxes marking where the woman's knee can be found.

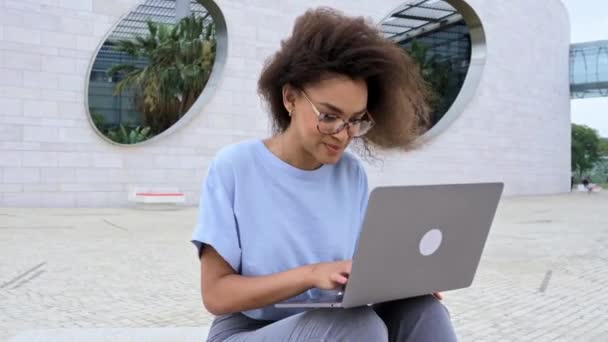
[346,307,388,338]
[377,296,456,341]
[413,295,451,320]
[306,307,388,341]
[379,295,452,325]
[336,306,388,341]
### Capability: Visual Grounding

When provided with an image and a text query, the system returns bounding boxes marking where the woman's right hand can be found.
[308,260,352,290]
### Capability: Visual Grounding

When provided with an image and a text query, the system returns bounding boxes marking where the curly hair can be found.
[257,7,432,151]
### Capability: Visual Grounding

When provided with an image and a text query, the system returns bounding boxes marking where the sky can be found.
[561,0,608,137]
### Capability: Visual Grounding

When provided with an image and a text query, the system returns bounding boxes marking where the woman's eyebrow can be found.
[319,101,367,116]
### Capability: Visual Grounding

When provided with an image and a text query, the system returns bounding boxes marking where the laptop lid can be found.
[341,182,504,308]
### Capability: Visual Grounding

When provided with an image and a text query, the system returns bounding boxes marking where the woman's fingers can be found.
[330,273,349,285]
[342,261,352,274]
[433,292,444,300]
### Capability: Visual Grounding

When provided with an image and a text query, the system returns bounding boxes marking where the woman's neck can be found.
[264,133,322,171]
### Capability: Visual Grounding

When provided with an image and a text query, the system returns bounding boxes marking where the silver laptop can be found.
[275,182,504,309]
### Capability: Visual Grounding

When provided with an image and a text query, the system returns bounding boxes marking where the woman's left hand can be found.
[432,292,444,300]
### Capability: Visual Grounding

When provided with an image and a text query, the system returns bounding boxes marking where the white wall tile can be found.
[23,99,59,117]
[0,69,23,86]
[58,48,92,59]
[0,124,23,141]
[3,192,76,207]
[0,151,22,167]
[74,59,91,74]
[23,71,60,89]
[3,26,41,45]
[3,167,40,183]
[56,152,92,167]
[57,74,85,92]
[40,31,78,49]
[0,86,39,100]
[40,118,82,128]
[75,191,109,207]
[92,0,135,17]
[0,40,59,57]
[4,0,44,12]
[44,89,78,102]
[129,169,167,183]
[23,183,60,192]
[59,127,96,143]
[23,126,60,142]
[1,51,42,71]
[75,168,110,184]
[0,116,48,126]
[92,153,123,168]
[23,11,62,31]
[60,16,94,35]
[0,184,23,192]
[61,183,123,192]
[58,102,86,119]
[0,142,40,152]
[60,0,93,11]
[0,9,25,27]
[41,56,78,73]
[0,98,23,116]
[22,151,58,167]
[23,8,61,30]
[76,35,98,51]
[93,18,113,36]
[41,168,76,183]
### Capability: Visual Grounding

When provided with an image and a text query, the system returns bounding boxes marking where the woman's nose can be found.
[333,125,350,142]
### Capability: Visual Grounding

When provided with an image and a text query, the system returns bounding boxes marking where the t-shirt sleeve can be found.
[191,158,242,272]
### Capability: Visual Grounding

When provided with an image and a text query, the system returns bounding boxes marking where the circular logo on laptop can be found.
[419,229,443,256]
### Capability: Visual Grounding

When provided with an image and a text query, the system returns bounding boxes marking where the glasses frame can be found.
[299,90,375,138]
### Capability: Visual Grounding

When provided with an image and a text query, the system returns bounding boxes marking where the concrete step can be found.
[7,327,210,342]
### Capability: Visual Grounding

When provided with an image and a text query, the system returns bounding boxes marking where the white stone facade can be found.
[0,0,571,207]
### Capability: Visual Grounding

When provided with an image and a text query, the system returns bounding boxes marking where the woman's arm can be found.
[200,245,351,316]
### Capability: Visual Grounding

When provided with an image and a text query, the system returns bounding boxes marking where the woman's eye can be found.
[319,114,339,122]
[353,113,371,123]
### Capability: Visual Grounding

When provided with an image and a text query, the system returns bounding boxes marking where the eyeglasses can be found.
[300,90,375,138]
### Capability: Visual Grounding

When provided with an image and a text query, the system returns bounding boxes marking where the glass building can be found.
[570,40,608,99]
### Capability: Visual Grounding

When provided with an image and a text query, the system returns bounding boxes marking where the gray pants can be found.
[207,295,458,342]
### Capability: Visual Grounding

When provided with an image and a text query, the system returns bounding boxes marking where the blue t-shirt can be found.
[191,139,369,321]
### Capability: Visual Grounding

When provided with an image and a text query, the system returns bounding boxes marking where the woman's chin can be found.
[316,152,343,165]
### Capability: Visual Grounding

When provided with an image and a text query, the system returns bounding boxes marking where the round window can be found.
[380,0,485,138]
[86,0,226,145]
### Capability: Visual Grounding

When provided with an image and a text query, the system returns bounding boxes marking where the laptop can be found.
[275,182,504,309]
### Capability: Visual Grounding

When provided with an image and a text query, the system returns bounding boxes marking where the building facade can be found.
[0,0,571,207]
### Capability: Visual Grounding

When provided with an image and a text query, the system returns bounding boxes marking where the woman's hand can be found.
[308,260,352,290]
[306,260,444,299]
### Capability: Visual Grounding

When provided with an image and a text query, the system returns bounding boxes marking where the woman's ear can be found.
[282,84,298,115]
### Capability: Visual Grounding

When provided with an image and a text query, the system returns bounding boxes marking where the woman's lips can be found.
[324,143,342,154]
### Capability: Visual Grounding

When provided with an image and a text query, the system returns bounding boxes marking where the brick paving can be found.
[1,192,608,341]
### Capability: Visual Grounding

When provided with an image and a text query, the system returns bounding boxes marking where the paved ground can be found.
[1,192,608,341]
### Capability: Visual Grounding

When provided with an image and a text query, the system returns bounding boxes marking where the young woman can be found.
[192,7,458,342]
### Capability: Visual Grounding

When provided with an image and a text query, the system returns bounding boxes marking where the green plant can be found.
[89,107,106,131]
[588,157,608,184]
[107,10,216,135]
[407,40,456,126]
[599,137,608,157]
[571,123,601,178]
[106,125,151,144]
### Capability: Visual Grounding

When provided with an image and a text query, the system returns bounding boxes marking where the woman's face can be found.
[284,75,368,165]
